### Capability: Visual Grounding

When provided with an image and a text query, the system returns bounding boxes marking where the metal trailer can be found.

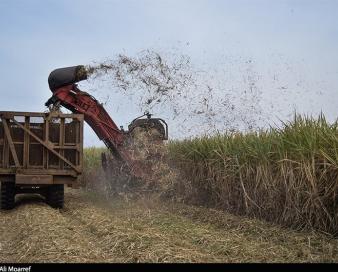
[0,111,84,210]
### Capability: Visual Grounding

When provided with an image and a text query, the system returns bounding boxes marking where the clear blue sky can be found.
[1,0,337,146]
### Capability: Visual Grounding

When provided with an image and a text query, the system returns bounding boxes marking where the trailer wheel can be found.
[0,182,15,210]
[46,184,64,209]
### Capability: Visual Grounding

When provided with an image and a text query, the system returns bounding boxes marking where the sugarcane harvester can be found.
[46,65,168,180]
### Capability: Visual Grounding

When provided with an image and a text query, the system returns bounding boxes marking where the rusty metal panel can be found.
[0,111,83,119]
[0,121,3,167]
[53,175,77,185]
[16,174,53,184]
[0,111,84,185]
[0,144,3,168]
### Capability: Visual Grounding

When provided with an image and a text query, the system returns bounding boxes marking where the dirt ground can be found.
[0,189,337,263]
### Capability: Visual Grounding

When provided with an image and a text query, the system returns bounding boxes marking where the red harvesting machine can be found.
[45,65,168,179]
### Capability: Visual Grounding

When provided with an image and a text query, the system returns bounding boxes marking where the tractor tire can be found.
[46,184,64,209]
[0,182,15,210]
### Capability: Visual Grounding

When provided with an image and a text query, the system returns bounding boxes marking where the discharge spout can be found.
[48,65,88,92]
